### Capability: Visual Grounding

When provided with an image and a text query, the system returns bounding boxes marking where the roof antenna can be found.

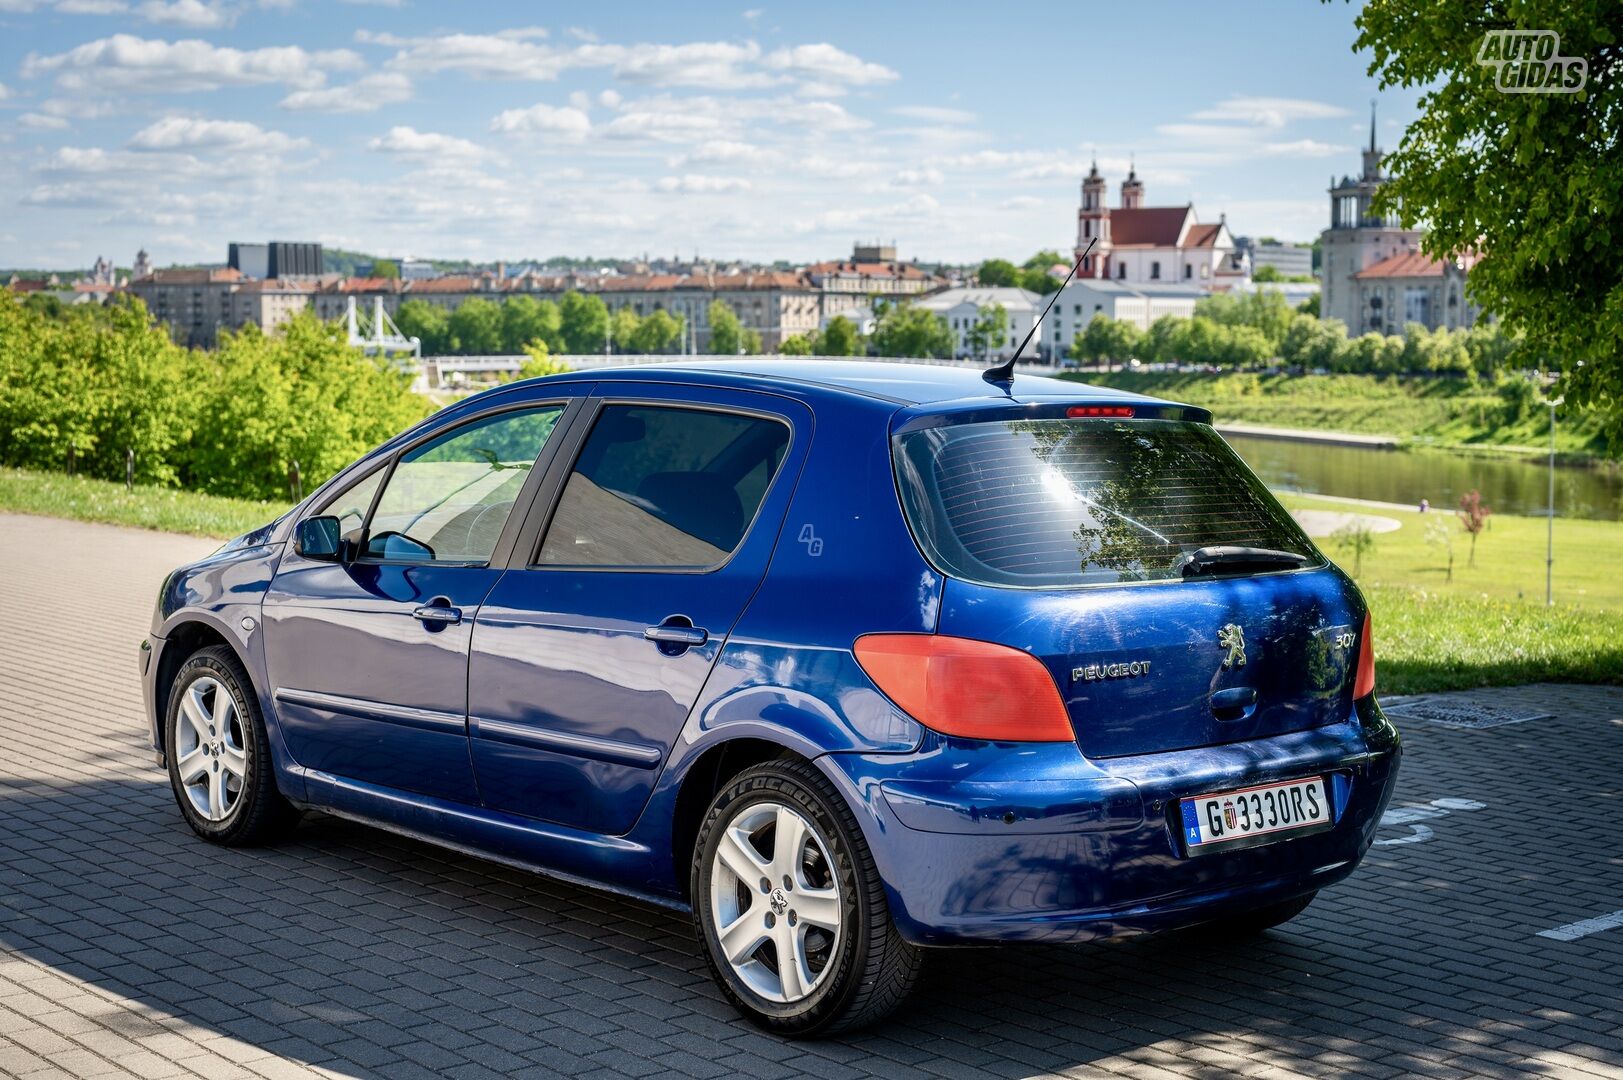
[984,237,1096,384]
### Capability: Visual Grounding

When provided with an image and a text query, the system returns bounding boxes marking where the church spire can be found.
[1369,99,1377,153]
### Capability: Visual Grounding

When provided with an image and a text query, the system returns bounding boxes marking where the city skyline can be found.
[1,1,1423,271]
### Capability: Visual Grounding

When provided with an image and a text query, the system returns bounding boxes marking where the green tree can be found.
[1142,315,1185,363]
[1071,314,1143,368]
[1023,250,1068,271]
[500,294,562,354]
[518,339,573,379]
[1252,264,1283,283]
[371,258,400,280]
[186,313,427,500]
[813,315,863,356]
[708,300,750,354]
[1350,0,1622,448]
[965,303,1010,359]
[1332,520,1377,578]
[609,307,641,353]
[871,303,954,358]
[395,299,450,355]
[558,290,610,353]
[629,309,684,354]
[1279,313,1348,369]
[777,333,813,355]
[447,298,503,355]
[976,259,1020,287]
[1297,292,1321,318]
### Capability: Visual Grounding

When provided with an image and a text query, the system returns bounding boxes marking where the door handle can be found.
[1211,686,1257,719]
[643,624,709,647]
[412,599,463,625]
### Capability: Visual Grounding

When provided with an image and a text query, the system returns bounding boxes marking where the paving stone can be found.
[2,512,1622,1079]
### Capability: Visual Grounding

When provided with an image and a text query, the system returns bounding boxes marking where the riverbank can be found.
[1063,370,1616,461]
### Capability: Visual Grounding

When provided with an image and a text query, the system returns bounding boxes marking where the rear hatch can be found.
[894,409,1362,759]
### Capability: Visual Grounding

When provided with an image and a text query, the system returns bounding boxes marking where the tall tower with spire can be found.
[1319,99,1422,331]
[1075,159,1111,277]
[1119,159,1144,210]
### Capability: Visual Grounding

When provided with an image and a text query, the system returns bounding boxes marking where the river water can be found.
[1225,434,1623,522]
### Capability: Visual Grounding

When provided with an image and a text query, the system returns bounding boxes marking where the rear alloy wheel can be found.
[165,644,298,845]
[692,759,921,1036]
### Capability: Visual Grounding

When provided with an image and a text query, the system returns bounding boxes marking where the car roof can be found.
[528,359,1183,409]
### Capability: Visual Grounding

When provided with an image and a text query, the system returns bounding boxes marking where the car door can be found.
[467,384,811,835]
[263,396,583,804]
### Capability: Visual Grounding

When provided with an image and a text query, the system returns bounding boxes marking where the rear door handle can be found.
[643,624,708,647]
[412,601,463,625]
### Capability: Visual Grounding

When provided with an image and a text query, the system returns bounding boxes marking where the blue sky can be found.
[0,1,1421,271]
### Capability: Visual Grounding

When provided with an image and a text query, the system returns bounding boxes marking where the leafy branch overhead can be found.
[1348,0,1621,441]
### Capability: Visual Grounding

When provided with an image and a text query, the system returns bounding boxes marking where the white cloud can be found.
[1259,139,1346,158]
[129,115,309,152]
[891,166,943,185]
[280,71,411,112]
[136,0,231,27]
[601,110,724,142]
[891,104,975,124]
[371,29,570,81]
[656,174,751,193]
[0,82,9,100]
[1191,96,1350,128]
[667,139,773,167]
[763,44,896,87]
[489,102,591,138]
[55,0,127,13]
[582,40,775,89]
[367,124,487,160]
[21,113,71,130]
[1000,195,1042,210]
[23,34,364,92]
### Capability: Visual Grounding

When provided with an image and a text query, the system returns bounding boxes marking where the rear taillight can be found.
[1353,610,1376,700]
[852,634,1075,742]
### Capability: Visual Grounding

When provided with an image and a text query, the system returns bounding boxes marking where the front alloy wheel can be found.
[165,644,297,845]
[692,759,921,1036]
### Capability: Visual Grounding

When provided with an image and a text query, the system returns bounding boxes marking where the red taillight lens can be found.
[852,634,1075,742]
[1066,405,1135,418]
[1353,610,1376,700]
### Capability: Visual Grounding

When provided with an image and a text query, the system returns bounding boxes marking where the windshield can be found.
[894,417,1322,588]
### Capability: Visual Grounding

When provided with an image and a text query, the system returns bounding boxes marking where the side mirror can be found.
[294,516,343,561]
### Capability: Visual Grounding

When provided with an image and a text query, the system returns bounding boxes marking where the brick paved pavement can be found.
[2,511,1621,1080]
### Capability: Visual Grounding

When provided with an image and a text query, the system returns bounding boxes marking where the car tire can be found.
[691,757,921,1037]
[1198,891,1317,938]
[165,644,298,846]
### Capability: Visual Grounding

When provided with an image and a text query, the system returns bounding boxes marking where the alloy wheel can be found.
[173,675,247,822]
[708,801,843,1004]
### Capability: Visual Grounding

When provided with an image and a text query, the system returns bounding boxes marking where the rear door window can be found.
[894,418,1320,587]
[537,404,790,568]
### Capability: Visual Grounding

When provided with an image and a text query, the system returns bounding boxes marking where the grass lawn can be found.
[0,466,286,539]
[1065,371,1614,458]
[1278,493,1623,694]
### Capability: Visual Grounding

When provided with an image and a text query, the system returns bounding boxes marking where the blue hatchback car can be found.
[142,360,1400,1034]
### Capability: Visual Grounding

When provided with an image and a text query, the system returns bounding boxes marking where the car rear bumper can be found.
[823,699,1400,946]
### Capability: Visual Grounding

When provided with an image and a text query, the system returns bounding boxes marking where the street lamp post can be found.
[1545,394,1561,607]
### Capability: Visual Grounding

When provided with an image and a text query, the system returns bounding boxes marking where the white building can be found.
[1043,280,1205,356]
[1236,237,1314,279]
[913,286,1043,360]
[1074,163,1247,289]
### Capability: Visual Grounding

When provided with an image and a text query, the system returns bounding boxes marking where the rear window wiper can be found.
[1177,546,1309,578]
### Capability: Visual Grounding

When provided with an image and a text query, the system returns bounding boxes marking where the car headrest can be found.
[635,472,744,552]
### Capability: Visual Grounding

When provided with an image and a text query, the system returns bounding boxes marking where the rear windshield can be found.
[894,418,1320,587]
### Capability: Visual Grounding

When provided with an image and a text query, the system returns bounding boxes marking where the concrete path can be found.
[3,513,1622,1079]
[1291,508,1404,539]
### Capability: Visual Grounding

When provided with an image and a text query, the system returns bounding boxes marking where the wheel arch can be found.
[152,619,245,754]
[670,736,813,903]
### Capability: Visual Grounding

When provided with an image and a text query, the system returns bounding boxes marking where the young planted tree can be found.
[1424,516,1455,583]
[1457,489,1492,567]
[1331,520,1377,578]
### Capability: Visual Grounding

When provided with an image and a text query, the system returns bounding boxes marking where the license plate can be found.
[1180,776,1329,853]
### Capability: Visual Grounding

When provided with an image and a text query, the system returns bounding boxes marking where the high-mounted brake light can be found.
[852,634,1075,742]
[1353,610,1376,700]
[1066,405,1136,418]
